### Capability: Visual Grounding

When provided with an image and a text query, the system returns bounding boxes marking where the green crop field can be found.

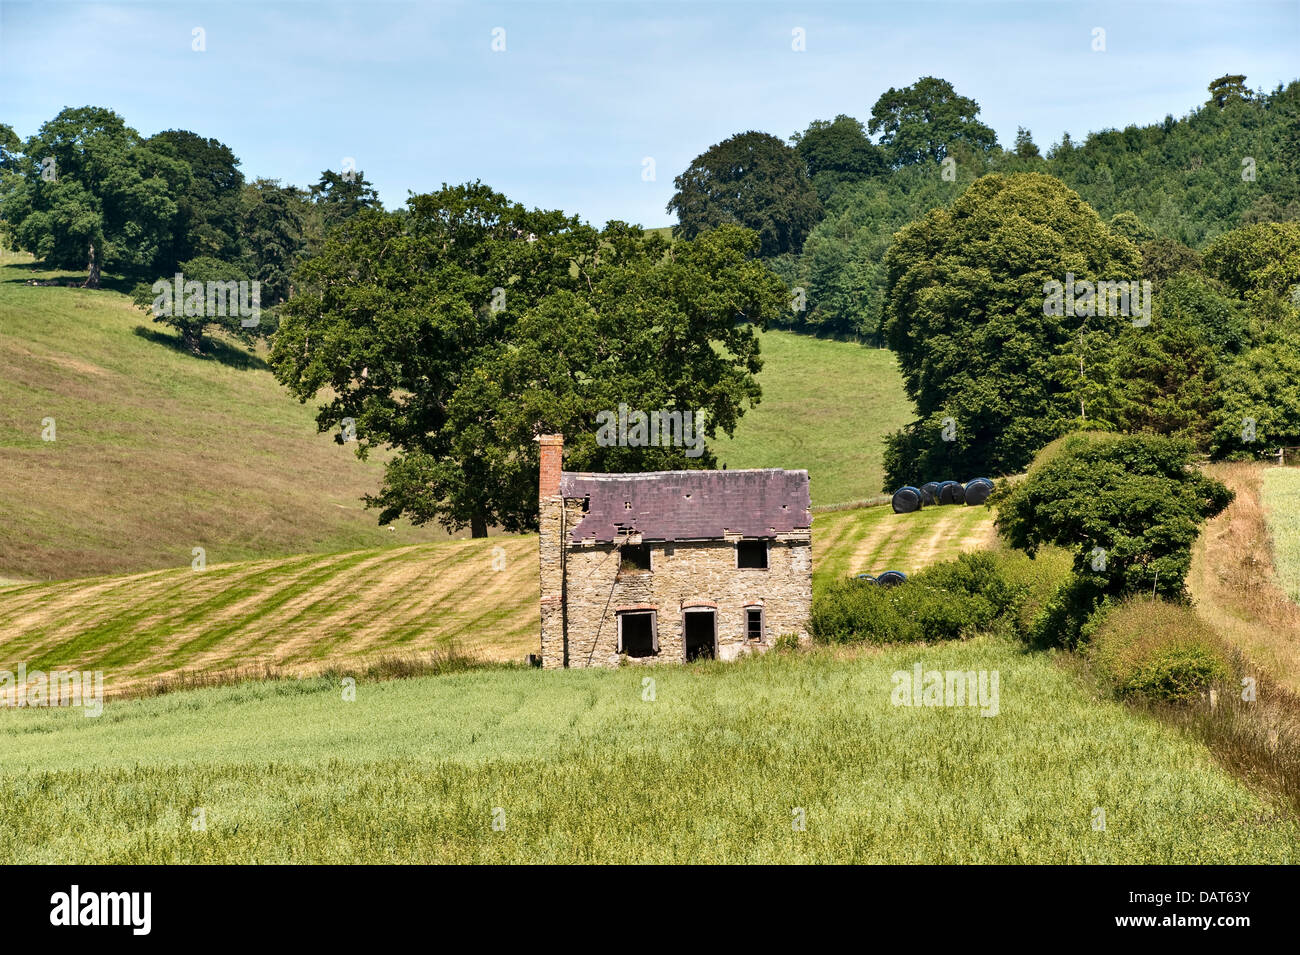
[1263,467,1300,603]
[1,636,1292,863]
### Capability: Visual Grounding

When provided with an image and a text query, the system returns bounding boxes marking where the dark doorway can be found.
[684,610,716,661]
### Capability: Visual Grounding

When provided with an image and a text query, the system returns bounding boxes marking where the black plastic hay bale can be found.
[919,481,941,505]
[875,570,908,587]
[938,480,965,505]
[963,478,993,506]
[891,486,923,513]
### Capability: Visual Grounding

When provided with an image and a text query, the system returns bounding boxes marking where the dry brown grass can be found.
[1159,651,1300,817]
[1189,462,1300,692]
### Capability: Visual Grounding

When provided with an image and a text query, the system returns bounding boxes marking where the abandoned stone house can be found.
[537,434,812,669]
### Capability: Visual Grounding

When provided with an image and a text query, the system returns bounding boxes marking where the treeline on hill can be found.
[0,106,383,353]
[666,74,1300,487]
[669,74,1299,343]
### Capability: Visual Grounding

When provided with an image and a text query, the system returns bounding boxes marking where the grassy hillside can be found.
[2,636,1293,863]
[0,502,996,694]
[0,260,910,579]
[712,330,912,505]
[0,253,448,581]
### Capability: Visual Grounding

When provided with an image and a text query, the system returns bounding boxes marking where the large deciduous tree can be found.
[668,131,822,257]
[3,106,188,277]
[271,184,787,537]
[880,173,1141,487]
[868,77,997,167]
[791,115,886,201]
[146,129,244,266]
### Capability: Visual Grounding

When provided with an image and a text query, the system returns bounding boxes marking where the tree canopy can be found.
[868,76,998,167]
[880,172,1141,487]
[791,114,886,200]
[271,183,787,536]
[667,131,822,257]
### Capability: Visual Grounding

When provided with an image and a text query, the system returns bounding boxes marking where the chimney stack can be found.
[539,434,564,499]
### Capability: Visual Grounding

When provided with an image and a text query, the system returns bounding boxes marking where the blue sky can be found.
[2,1,1296,228]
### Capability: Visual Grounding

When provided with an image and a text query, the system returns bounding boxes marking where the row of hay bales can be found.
[890,478,993,514]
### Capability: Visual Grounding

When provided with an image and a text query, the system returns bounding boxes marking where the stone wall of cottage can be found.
[550,521,812,669]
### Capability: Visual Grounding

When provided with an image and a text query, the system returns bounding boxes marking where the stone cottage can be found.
[537,434,812,669]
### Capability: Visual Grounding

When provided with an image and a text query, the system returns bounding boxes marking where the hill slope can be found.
[0,253,449,581]
[712,330,911,505]
[0,259,911,580]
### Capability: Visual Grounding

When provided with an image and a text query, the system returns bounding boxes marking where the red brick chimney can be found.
[538,434,564,499]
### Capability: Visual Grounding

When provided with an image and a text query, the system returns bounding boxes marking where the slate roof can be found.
[560,469,811,543]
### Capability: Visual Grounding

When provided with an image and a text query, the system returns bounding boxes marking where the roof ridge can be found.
[561,468,807,478]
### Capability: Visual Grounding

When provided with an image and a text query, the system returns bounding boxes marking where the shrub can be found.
[1087,599,1232,703]
[773,632,801,653]
[811,551,1028,644]
[995,432,1233,601]
[1027,573,1112,650]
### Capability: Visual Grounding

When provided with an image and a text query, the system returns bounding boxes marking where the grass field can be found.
[813,500,996,583]
[0,502,997,694]
[2,636,1293,863]
[710,330,912,506]
[1263,467,1300,603]
[0,536,539,693]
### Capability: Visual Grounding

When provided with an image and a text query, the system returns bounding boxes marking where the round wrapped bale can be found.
[919,481,941,505]
[891,486,923,513]
[875,570,908,587]
[963,478,993,506]
[938,480,965,505]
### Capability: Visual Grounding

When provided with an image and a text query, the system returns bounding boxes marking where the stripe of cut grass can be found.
[152,549,389,669]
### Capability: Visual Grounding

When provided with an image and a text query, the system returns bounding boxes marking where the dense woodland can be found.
[669,74,1300,487]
